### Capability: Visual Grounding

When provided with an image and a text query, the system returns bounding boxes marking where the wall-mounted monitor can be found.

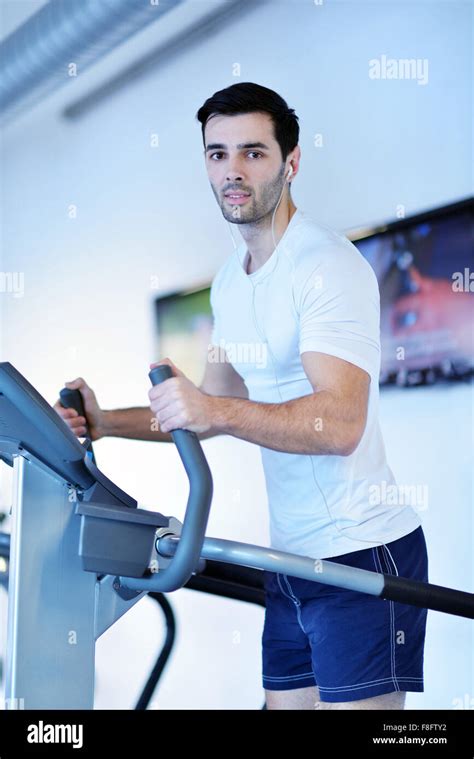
[154,285,212,386]
[154,197,473,388]
[350,197,473,385]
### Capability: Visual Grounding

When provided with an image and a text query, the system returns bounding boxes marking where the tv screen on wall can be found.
[154,198,473,388]
[351,197,473,385]
[154,285,212,386]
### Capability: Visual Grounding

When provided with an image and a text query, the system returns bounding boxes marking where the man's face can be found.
[203,111,286,224]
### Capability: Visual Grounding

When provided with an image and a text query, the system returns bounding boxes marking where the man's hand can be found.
[149,358,215,434]
[53,378,106,441]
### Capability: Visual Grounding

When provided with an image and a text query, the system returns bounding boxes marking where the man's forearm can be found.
[99,407,169,442]
[100,407,218,442]
[210,391,362,456]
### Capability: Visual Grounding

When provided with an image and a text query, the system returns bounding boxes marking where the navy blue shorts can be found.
[262,526,428,703]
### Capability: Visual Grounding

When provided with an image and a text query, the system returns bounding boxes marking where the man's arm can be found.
[211,352,370,455]
[154,352,370,456]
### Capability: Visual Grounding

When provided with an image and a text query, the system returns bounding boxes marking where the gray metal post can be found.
[5,454,97,709]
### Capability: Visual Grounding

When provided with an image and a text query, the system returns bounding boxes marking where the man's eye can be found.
[209,151,263,160]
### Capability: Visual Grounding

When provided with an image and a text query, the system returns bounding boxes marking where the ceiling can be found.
[0,0,260,125]
[0,0,49,41]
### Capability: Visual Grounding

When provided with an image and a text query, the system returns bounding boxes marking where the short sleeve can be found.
[209,272,222,347]
[295,244,381,378]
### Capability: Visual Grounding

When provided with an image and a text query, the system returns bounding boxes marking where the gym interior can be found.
[0,0,472,713]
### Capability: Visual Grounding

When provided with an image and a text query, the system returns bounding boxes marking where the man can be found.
[56,82,428,711]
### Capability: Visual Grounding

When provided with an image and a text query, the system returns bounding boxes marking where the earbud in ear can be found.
[287,165,293,181]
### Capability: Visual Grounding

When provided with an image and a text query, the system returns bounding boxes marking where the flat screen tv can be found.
[350,197,473,385]
[154,285,212,386]
[154,197,473,388]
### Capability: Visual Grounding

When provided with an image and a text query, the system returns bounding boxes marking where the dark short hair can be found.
[196,82,299,161]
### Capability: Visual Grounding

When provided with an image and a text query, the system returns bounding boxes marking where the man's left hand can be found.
[148,358,215,434]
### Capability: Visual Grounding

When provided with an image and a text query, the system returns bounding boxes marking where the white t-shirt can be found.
[210,208,421,559]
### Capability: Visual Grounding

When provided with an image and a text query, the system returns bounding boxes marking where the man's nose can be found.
[226,160,245,182]
[226,172,243,181]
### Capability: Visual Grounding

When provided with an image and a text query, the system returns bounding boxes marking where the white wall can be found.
[0,0,472,709]
[380,383,473,709]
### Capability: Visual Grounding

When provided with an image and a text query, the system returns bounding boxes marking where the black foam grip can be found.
[382,574,474,619]
[149,365,173,385]
[59,387,96,465]
[59,387,86,418]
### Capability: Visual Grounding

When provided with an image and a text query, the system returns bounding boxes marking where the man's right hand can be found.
[53,378,105,442]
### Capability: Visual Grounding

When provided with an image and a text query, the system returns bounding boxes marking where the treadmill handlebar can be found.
[120,364,213,593]
[59,387,96,465]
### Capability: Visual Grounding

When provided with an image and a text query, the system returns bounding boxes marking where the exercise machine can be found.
[0,526,264,712]
[0,361,473,709]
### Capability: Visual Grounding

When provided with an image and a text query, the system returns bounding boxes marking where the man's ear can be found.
[287,145,301,180]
